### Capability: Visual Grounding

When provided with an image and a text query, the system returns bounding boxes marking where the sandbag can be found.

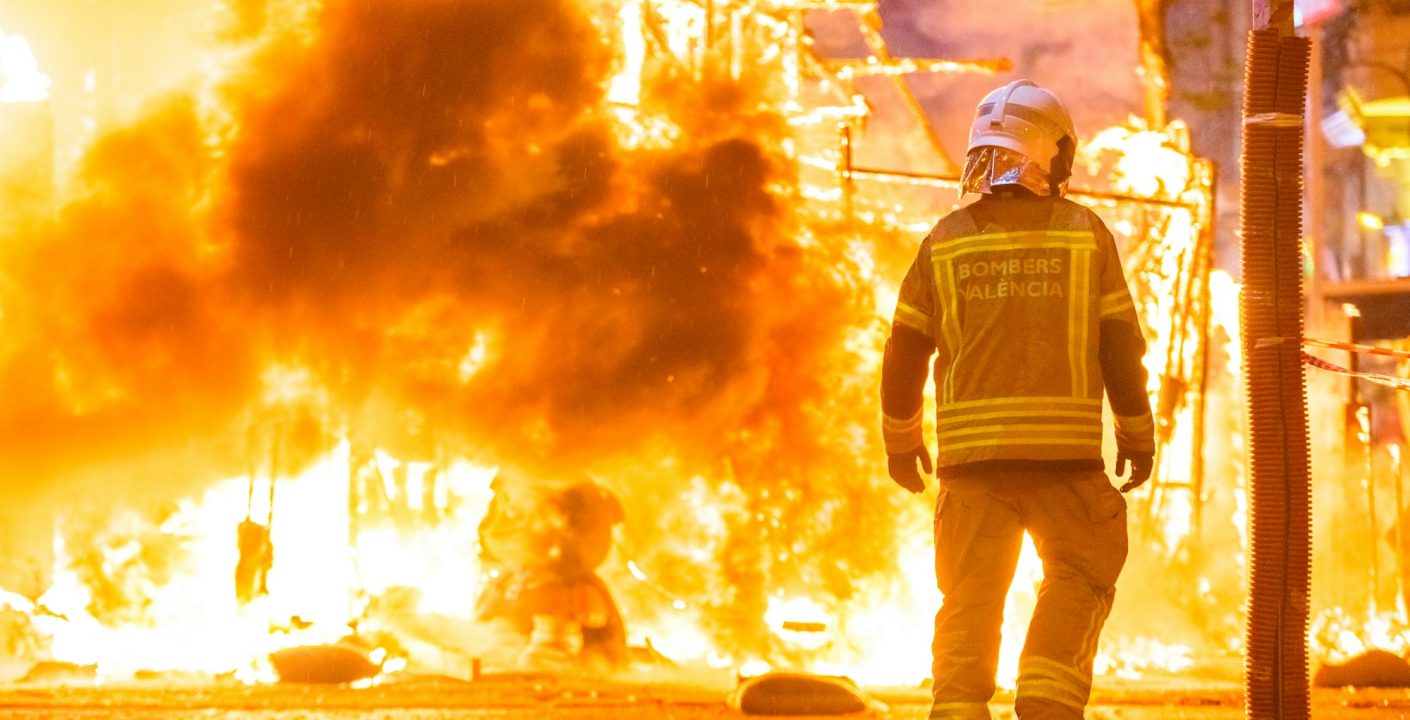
[1314,649,1410,688]
[728,671,883,716]
[19,661,97,684]
[271,643,380,684]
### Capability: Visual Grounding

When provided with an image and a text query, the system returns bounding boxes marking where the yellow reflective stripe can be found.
[941,229,1094,242]
[895,302,933,336]
[1114,412,1153,432]
[1068,249,1091,398]
[1099,288,1128,305]
[1017,655,1090,691]
[938,396,1101,414]
[953,231,1094,242]
[935,260,963,404]
[1100,290,1133,318]
[933,239,1095,262]
[884,409,925,453]
[882,410,923,433]
[938,437,1103,452]
[1014,679,1087,709]
[932,229,1094,251]
[1079,593,1113,669]
[936,409,1101,426]
[1100,298,1134,318]
[879,411,924,428]
[940,424,1102,439]
[1020,656,1091,689]
[929,701,992,720]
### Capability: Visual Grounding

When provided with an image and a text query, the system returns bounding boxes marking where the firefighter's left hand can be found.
[1116,452,1153,492]
[888,446,932,494]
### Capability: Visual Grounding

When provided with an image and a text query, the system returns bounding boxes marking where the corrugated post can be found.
[1241,1,1312,719]
[1305,25,1325,310]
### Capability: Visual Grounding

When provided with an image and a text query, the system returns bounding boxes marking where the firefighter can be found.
[880,79,1154,720]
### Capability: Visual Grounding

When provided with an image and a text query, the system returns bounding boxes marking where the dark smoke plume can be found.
[215,0,866,469]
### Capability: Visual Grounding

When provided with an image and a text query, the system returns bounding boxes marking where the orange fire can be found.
[2,0,1385,694]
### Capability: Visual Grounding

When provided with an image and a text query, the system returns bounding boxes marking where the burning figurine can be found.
[474,471,627,671]
[234,517,273,605]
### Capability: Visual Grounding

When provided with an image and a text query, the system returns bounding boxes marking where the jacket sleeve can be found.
[1093,214,1155,457]
[881,235,938,455]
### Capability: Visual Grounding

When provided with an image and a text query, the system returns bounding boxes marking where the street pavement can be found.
[0,671,1408,718]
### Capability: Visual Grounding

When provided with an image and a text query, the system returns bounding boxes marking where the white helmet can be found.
[967,80,1077,177]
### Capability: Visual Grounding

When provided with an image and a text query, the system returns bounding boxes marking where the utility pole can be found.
[1240,1,1312,719]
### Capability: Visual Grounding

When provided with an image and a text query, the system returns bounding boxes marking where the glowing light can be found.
[738,658,772,677]
[765,596,832,651]
[654,0,706,64]
[1084,120,1195,201]
[0,587,35,613]
[606,0,645,106]
[457,331,493,383]
[14,445,497,679]
[996,535,1045,688]
[1357,212,1385,231]
[0,28,49,103]
[1209,270,1242,376]
[1313,608,1410,665]
[260,364,320,406]
[1095,637,1195,679]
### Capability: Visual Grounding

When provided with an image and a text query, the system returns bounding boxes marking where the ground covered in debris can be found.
[2,670,1410,719]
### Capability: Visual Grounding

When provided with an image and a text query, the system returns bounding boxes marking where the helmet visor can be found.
[960,146,1061,197]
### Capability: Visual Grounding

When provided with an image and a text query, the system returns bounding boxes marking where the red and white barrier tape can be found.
[1301,337,1410,360]
[1302,353,1410,391]
[1252,336,1410,360]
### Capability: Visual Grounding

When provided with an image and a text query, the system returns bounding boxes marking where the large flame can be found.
[0,0,1364,692]
[0,0,905,681]
[0,27,48,103]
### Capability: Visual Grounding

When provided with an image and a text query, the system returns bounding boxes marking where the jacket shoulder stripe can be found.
[937,396,1101,414]
[936,409,1102,426]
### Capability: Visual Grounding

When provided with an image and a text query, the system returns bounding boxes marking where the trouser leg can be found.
[1014,472,1128,720]
[931,478,1024,720]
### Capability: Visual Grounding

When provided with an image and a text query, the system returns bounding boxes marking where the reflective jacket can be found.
[881,192,1154,470]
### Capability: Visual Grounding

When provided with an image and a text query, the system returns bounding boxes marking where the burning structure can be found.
[0,0,1376,698]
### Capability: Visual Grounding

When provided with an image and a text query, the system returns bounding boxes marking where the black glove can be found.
[888,445,932,494]
[1116,451,1154,493]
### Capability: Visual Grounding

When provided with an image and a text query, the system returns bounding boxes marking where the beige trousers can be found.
[928,470,1128,720]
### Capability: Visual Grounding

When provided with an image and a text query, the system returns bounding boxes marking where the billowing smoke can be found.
[0,0,916,664]
[210,0,877,473]
[4,1,820,461]
[0,97,253,479]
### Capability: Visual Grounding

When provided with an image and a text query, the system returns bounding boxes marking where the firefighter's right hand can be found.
[888,446,932,494]
[1116,451,1154,493]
